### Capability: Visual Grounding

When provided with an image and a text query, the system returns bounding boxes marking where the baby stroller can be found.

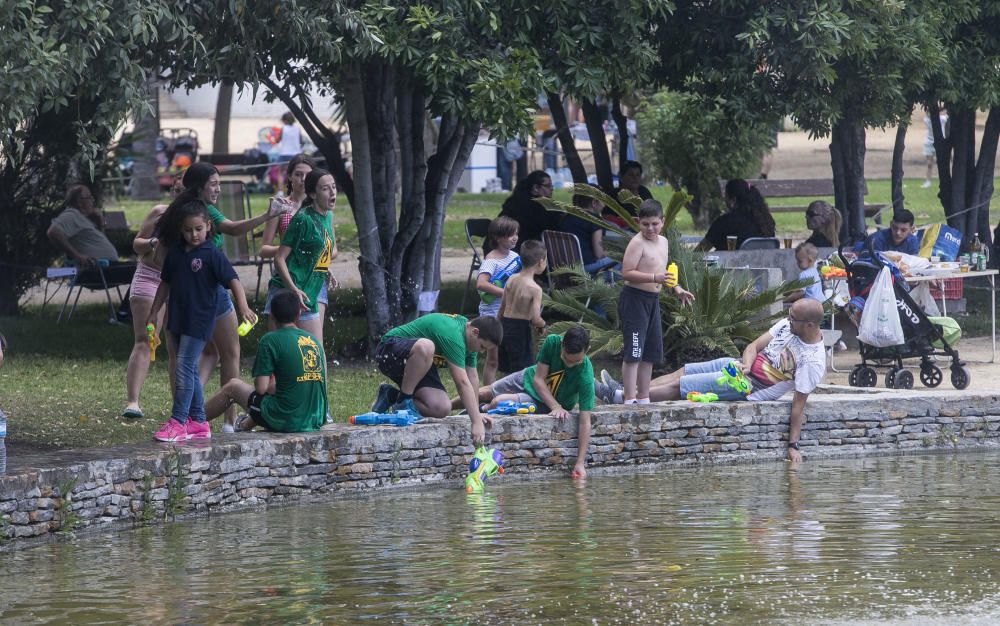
[839,246,970,390]
[156,128,199,190]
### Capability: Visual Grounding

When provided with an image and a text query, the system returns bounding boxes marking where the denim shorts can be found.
[263,283,324,321]
[215,285,234,319]
[677,357,749,401]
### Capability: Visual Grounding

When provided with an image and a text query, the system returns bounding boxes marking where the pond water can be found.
[3,453,1000,625]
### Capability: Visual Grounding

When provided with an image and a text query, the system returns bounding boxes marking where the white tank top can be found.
[277,124,302,155]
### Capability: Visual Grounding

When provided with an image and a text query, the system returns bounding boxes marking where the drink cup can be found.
[726,235,738,251]
[959,261,970,273]
[783,236,793,249]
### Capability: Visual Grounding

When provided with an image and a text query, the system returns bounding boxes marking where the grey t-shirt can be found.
[51,208,119,260]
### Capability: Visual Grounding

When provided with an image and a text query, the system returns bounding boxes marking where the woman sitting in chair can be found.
[696,179,775,251]
[803,200,841,249]
[497,170,556,251]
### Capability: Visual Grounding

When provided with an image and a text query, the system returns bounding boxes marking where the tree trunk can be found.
[612,97,630,175]
[213,81,234,153]
[341,63,392,343]
[393,78,428,318]
[829,115,867,243]
[581,98,614,192]
[547,91,587,184]
[130,79,161,201]
[365,60,399,259]
[972,106,1000,249]
[890,114,909,213]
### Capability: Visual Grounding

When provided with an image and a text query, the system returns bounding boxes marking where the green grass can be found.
[105,178,1000,252]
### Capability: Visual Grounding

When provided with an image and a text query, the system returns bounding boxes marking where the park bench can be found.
[720,179,886,225]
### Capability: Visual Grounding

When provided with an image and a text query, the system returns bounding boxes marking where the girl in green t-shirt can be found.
[269,168,339,349]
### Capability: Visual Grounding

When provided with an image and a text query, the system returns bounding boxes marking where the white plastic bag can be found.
[910,282,941,317]
[858,266,905,347]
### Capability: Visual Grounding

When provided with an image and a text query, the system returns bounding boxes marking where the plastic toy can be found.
[479,256,523,304]
[716,361,751,395]
[146,323,160,362]
[465,446,505,493]
[686,391,719,403]
[237,318,257,337]
[487,401,537,415]
[664,262,678,289]
[349,411,422,427]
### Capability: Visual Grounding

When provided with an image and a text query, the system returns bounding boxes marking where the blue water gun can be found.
[479,256,522,304]
[716,361,751,395]
[487,401,537,415]
[466,446,505,493]
[349,411,422,427]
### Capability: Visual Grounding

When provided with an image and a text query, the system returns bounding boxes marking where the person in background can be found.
[497,139,524,191]
[697,179,776,251]
[863,209,919,256]
[804,200,841,249]
[784,243,824,304]
[922,108,948,189]
[560,188,620,278]
[47,185,121,267]
[498,170,557,250]
[275,112,304,192]
[605,160,653,227]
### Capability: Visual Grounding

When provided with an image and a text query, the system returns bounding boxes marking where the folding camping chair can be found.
[461,218,491,314]
[52,262,136,324]
[541,230,591,317]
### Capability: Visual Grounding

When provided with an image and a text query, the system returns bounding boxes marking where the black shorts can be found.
[246,390,275,430]
[499,317,534,374]
[374,337,446,392]
[618,285,663,364]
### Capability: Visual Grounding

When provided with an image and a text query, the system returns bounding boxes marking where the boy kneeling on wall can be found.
[372,313,502,446]
[461,326,594,477]
[203,289,328,432]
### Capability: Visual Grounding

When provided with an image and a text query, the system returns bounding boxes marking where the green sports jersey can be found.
[523,333,595,411]
[207,205,226,249]
[269,207,334,313]
[384,313,477,368]
[252,326,328,432]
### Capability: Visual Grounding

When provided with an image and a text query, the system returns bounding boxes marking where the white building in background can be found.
[162,83,339,118]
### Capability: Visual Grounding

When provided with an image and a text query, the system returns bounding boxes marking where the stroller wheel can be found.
[950,366,971,390]
[919,364,943,388]
[849,365,877,388]
[887,368,913,390]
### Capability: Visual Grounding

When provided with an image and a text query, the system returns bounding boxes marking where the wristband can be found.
[788,441,800,450]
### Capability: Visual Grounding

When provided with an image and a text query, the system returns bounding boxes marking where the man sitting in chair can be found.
[47,185,122,267]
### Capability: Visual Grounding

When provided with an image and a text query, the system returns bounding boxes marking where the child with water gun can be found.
[476,216,521,386]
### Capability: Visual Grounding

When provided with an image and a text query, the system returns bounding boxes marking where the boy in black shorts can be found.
[618,200,694,403]
[203,289,328,432]
[497,240,546,374]
[372,313,502,445]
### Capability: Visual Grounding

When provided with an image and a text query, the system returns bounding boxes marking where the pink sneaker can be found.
[186,419,211,440]
[154,418,189,442]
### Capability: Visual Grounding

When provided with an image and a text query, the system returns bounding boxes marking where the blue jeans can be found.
[678,357,748,401]
[585,257,621,283]
[171,334,208,424]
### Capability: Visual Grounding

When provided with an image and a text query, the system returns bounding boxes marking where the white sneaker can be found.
[221,423,235,434]
[921,180,932,189]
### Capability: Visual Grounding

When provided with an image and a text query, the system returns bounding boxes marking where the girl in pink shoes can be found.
[147,200,256,442]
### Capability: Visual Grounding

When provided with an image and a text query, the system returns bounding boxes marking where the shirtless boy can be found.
[497,240,547,374]
[618,200,694,403]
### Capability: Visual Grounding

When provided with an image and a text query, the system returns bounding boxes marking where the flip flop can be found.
[122,408,144,419]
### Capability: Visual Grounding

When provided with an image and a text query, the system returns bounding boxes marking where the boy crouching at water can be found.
[497,239,547,374]
[618,200,694,404]
[203,289,328,432]
[465,326,594,477]
[371,313,502,445]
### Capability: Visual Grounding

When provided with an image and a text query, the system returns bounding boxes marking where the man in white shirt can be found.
[598,298,826,463]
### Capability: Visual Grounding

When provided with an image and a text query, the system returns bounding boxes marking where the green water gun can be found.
[716,361,751,395]
[465,446,505,493]
[686,391,718,403]
[479,256,522,305]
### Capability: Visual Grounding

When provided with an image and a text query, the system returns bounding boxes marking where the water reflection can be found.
[3,454,1000,624]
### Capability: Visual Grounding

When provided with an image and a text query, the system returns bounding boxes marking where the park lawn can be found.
[106,178,1000,254]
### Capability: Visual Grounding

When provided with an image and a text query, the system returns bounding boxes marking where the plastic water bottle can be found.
[0,409,6,475]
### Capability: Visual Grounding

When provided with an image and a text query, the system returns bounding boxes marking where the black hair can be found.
[724,178,775,237]
[510,170,551,201]
[181,162,218,193]
[562,326,590,355]
[638,199,663,219]
[892,208,915,226]
[519,240,546,268]
[621,160,643,176]
[572,183,603,210]
[158,199,210,247]
[270,289,302,324]
[470,315,503,346]
[302,168,334,208]
[281,112,296,126]
[284,154,317,195]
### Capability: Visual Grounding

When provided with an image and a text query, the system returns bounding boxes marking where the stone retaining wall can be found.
[2,387,999,546]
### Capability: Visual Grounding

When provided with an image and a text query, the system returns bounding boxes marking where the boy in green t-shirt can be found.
[372,313,502,445]
[203,289,328,432]
[471,326,594,477]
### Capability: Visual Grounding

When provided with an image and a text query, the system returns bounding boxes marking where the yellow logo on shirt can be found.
[546,369,564,395]
[313,235,332,273]
[296,335,323,382]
